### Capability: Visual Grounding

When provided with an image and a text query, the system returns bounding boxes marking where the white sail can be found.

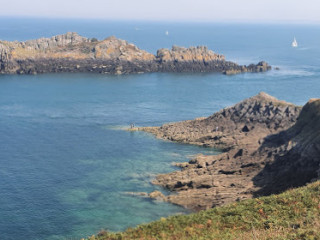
[165,31,169,36]
[292,37,298,47]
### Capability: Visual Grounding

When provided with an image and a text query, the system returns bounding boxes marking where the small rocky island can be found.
[0,32,271,75]
[139,93,320,211]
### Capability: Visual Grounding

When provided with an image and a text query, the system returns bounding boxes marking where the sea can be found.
[0,18,320,240]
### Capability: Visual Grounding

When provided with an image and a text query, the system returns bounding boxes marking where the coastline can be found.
[136,92,320,211]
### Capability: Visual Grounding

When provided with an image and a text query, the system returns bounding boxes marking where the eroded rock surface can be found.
[140,93,320,211]
[0,32,271,75]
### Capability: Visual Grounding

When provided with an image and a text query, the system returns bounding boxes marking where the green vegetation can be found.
[87,181,320,240]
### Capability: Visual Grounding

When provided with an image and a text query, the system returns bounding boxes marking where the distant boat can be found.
[292,37,298,47]
[165,31,169,36]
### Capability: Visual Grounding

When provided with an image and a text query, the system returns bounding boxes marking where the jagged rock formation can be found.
[0,32,271,75]
[139,93,320,211]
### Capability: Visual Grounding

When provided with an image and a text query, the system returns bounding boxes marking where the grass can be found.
[86,181,320,240]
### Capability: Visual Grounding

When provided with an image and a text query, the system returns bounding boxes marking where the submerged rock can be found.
[123,192,148,197]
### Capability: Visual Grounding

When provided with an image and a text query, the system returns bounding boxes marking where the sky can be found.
[0,0,319,23]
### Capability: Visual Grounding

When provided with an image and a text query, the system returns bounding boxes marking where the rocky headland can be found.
[139,93,320,211]
[0,32,271,75]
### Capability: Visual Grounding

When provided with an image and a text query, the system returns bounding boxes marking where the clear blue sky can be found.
[1,0,319,23]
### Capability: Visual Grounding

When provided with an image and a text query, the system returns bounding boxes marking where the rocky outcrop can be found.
[148,190,166,201]
[94,36,155,62]
[141,92,300,149]
[224,61,271,75]
[0,32,271,75]
[138,93,320,211]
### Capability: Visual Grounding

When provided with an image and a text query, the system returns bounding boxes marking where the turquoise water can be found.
[0,19,320,240]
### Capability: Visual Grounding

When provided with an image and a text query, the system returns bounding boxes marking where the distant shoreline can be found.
[0,32,271,75]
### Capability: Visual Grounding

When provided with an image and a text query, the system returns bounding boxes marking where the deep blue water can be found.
[0,18,320,240]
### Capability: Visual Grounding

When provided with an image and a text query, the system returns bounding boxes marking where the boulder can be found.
[149,190,166,201]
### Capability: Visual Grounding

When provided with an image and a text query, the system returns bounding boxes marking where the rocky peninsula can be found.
[139,93,320,211]
[0,32,271,75]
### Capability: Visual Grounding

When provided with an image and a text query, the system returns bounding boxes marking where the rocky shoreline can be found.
[0,32,271,75]
[138,93,320,211]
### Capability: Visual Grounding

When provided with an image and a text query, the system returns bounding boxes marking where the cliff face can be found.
[253,98,320,195]
[140,93,320,211]
[0,32,271,75]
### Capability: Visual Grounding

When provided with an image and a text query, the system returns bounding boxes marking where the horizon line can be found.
[1,15,320,26]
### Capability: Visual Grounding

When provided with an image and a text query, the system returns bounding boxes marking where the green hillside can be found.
[86,181,320,240]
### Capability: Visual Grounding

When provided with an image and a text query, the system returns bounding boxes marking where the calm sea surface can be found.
[0,18,320,240]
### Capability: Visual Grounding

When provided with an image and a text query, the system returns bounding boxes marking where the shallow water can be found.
[0,19,320,240]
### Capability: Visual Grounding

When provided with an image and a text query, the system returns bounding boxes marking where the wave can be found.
[228,57,259,65]
[297,47,311,51]
[266,67,315,77]
[103,125,132,131]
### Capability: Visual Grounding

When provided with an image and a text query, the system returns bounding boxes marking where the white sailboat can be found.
[165,31,169,36]
[292,37,298,48]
